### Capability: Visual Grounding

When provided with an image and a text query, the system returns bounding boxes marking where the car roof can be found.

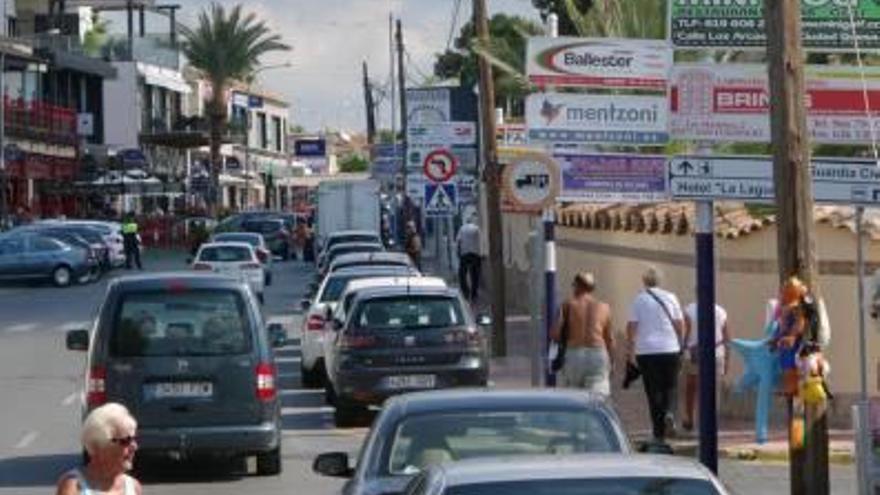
[331,266,420,277]
[213,232,262,239]
[343,276,446,294]
[327,230,379,238]
[387,389,615,417]
[436,454,716,486]
[331,252,410,265]
[198,242,255,251]
[107,272,250,292]
[328,241,383,251]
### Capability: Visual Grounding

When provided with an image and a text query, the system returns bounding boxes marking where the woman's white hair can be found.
[81,403,137,454]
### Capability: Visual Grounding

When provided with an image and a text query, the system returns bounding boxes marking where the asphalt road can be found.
[0,251,858,495]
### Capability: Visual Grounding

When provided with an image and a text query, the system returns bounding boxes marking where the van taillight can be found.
[306,314,325,331]
[193,263,212,271]
[87,366,107,406]
[256,363,276,401]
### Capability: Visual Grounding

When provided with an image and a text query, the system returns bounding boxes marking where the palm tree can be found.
[180,3,290,214]
[563,0,665,39]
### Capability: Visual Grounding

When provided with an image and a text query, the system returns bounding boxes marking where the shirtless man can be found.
[550,272,614,396]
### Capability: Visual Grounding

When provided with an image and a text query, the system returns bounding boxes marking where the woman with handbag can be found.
[626,267,685,446]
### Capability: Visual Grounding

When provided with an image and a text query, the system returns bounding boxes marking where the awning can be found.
[137,62,190,94]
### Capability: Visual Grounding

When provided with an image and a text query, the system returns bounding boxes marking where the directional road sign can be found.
[423,149,458,183]
[424,183,457,216]
[668,155,880,205]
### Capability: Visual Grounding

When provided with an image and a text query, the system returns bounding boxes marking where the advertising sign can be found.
[669,0,880,50]
[371,144,404,180]
[526,93,669,145]
[558,153,668,203]
[527,37,672,89]
[409,122,477,146]
[668,155,880,205]
[294,138,327,157]
[497,124,528,146]
[671,64,880,144]
[406,88,451,125]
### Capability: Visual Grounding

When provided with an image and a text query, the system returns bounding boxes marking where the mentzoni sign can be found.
[669,0,880,50]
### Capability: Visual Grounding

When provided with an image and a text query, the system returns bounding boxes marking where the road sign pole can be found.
[544,207,557,387]
[696,199,718,473]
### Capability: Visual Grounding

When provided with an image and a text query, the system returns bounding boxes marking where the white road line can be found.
[62,392,78,407]
[280,406,334,415]
[14,430,39,449]
[4,323,38,333]
[57,321,92,332]
[275,356,301,364]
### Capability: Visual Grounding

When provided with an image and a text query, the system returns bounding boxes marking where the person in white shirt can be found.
[681,301,731,431]
[456,217,481,302]
[626,267,685,444]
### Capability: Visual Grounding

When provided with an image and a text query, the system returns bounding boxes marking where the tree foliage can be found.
[339,155,369,173]
[531,0,593,36]
[562,0,665,39]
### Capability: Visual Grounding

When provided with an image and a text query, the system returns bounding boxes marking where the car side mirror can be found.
[476,314,492,327]
[313,452,352,478]
[300,299,312,311]
[66,329,89,351]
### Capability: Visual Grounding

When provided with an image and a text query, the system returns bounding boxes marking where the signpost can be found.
[526,93,669,145]
[669,155,880,205]
[671,64,880,144]
[557,153,668,203]
[669,0,880,50]
[527,37,672,90]
[500,150,561,214]
[408,122,477,146]
[423,149,458,183]
[424,183,457,216]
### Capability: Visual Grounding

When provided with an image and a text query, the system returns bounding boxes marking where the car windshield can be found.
[387,410,620,475]
[445,478,720,495]
[334,260,407,271]
[198,246,253,262]
[110,290,252,357]
[214,234,260,247]
[354,296,464,330]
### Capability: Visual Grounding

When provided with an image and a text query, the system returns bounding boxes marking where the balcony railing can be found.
[103,35,180,69]
[3,96,77,145]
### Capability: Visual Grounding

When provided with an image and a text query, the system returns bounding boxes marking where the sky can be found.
[105,0,541,133]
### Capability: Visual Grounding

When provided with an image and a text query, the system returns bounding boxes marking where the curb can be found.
[650,440,855,465]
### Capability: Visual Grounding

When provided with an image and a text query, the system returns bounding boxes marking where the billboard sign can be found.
[669,0,880,50]
[669,155,880,205]
[527,37,672,89]
[406,88,451,125]
[671,64,880,144]
[294,138,327,157]
[526,93,669,145]
[408,122,477,146]
[558,153,668,203]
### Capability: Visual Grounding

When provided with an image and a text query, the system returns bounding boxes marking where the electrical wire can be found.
[446,0,463,51]
[404,48,433,85]
[845,3,880,165]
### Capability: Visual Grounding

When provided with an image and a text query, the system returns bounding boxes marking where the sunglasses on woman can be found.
[110,435,136,447]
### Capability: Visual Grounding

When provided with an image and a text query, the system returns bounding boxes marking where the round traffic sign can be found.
[501,152,560,212]
[423,149,458,183]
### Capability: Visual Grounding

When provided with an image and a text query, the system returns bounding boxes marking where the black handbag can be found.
[551,304,569,372]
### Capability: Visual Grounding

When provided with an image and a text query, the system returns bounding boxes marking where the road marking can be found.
[275,356,301,364]
[281,406,334,415]
[57,321,92,332]
[14,430,39,449]
[62,392,78,407]
[4,323,38,333]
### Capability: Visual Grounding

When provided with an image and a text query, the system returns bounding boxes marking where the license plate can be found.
[145,382,213,399]
[385,374,436,390]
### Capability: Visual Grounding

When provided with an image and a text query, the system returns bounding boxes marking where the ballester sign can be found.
[527,37,672,89]
[500,150,560,213]
[669,0,880,50]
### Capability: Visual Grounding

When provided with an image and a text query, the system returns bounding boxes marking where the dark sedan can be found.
[313,389,630,495]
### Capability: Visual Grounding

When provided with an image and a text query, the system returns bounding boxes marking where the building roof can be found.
[553,202,880,241]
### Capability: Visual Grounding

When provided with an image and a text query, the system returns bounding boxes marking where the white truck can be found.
[316,178,381,245]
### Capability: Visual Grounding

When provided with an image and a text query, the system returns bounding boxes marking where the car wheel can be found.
[256,447,282,476]
[301,361,324,389]
[324,381,337,406]
[265,271,273,286]
[333,403,367,428]
[52,265,72,287]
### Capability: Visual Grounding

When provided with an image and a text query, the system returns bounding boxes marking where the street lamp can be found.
[242,62,291,211]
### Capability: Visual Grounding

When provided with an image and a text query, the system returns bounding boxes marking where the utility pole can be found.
[764,1,827,494]
[395,19,409,215]
[474,0,506,357]
[363,61,376,146]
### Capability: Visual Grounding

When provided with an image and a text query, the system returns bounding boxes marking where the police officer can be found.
[122,213,142,270]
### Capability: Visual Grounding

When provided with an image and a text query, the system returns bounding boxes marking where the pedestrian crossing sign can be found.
[424,183,457,216]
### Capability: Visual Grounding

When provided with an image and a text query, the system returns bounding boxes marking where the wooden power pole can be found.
[362,60,377,146]
[474,0,507,356]
[395,19,409,210]
[764,1,828,494]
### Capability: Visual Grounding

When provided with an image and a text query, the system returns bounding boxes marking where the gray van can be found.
[66,273,283,475]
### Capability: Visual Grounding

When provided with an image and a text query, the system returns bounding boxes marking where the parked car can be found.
[299,266,423,388]
[49,220,126,267]
[65,274,283,475]
[211,232,273,286]
[402,454,730,495]
[242,218,293,260]
[318,242,384,277]
[191,242,266,303]
[318,230,382,261]
[29,229,103,282]
[326,252,415,275]
[0,232,96,287]
[323,283,488,427]
[25,226,111,274]
[312,389,630,494]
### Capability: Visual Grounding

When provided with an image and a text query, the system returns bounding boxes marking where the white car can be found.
[298,266,421,388]
[211,232,273,286]
[192,242,265,303]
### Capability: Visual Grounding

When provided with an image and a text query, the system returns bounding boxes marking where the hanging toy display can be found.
[769,277,809,397]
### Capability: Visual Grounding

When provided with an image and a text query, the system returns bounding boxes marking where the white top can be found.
[456,223,481,256]
[628,288,684,355]
[684,303,727,359]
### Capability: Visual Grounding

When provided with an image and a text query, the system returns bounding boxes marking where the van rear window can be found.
[110,290,252,356]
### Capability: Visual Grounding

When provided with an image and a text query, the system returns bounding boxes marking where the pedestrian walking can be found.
[293,221,307,261]
[55,402,142,495]
[550,272,614,396]
[626,267,685,446]
[681,298,731,431]
[121,214,142,270]
[405,221,422,270]
[456,216,481,302]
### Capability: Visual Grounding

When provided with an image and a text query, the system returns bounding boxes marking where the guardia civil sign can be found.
[669,0,880,50]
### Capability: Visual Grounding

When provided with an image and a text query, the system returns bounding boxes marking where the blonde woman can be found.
[56,403,142,495]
